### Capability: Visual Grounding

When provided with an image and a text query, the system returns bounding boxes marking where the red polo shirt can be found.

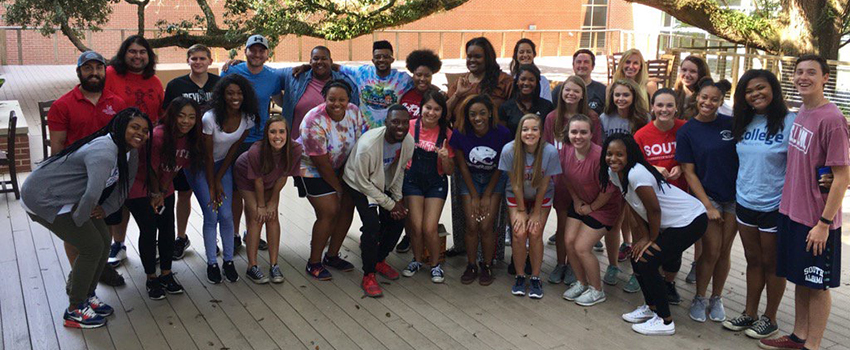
[105,66,164,123]
[48,86,127,146]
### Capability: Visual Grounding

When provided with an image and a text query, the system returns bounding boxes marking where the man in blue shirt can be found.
[221,34,283,250]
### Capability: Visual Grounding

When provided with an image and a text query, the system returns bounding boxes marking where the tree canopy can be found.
[625,0,850,59]
[1,0,470,51]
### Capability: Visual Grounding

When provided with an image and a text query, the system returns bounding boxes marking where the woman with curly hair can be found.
[186,74,258,284]
[400,49,443,119]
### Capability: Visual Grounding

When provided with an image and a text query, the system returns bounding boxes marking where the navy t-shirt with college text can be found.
[675,114,738,202]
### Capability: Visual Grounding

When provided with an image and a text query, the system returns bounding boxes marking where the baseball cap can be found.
[77,51,106,67]
[246,34,269,50]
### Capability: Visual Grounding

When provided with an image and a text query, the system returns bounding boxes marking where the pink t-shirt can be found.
[560,143,621,226]
[779,102,850,229]
[292,77,328,140]
[400,89,424,119]
[405,119,455,176]
[234,141,303,192]
[633,119,688,191]
[129,125,190,199]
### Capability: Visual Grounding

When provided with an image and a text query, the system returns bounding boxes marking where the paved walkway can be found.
[0,62,848,350]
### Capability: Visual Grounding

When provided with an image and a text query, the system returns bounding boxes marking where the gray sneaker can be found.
[562,282,587,301]
[575,286,606,306]
[708,296,726,322]
[246,265,269,284]
[685,261,697,284]
[689,296,708,322]
[623,274,641,293]
[603,265,621,286]
[744,315,778,339]
[563,264,577,285]
[547,264,567,284]
[269,264,284,284]
[593,241,604,252]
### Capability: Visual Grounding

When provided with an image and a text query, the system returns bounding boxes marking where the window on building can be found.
[580,0,608,50]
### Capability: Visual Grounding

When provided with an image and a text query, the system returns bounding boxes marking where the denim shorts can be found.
[402,171,448,199]
[709,197,736,215]
[456,171,507,196]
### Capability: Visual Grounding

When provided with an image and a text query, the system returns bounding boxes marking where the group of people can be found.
[19,33,845,350]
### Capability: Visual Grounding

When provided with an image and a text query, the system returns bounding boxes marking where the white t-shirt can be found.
[609,163,705,229]
[202,110,255,162]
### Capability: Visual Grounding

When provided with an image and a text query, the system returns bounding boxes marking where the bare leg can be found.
[804,288,830,350]
[509,207,529,275]
[423,198,446,267]
[406,196,426,263]
[461,195,480,265]
[760,230,785,321]
[232,190,244,238]
[555,209,568,265]
[307,195,341,264]
[240,190,261,267]
[575,224,606,290]
[527,207,551,277]
[739,224,764,318]
[327,191,355,257]
[564,218,584,283]
[710,212,738,297]
[176,190,192,239]
[696,219,722,297]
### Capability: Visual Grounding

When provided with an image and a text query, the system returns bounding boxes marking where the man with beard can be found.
[342,105,413,297]
[339,41,413,130]
[278,45,359,140]
[47,50,128,287]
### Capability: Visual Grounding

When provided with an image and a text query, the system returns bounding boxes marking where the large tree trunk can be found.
[625,0,848,59]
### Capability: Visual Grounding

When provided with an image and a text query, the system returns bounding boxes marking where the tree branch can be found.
[124,0,150,35]
[147,31,248,49]
[59,22,91,52]
[195,0,219,32]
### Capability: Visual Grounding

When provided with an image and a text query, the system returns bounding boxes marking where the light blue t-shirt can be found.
[222,63,282,143]
[735,112,796,211]
[340,65,412,130]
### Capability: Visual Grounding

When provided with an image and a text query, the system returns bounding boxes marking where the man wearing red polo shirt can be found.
[48,50,128,286]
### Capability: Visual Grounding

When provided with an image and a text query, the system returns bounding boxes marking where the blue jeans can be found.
[185,161,234,264]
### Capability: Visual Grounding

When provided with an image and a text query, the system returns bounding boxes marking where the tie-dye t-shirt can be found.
[340,65,412,130]
[297,103,369,178]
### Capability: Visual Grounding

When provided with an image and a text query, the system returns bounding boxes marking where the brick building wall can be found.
[1,0,639,65]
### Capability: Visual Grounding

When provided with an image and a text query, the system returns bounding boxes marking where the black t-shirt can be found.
[498,97,555,137]
[162,73,220,111]
[551,79,607,116]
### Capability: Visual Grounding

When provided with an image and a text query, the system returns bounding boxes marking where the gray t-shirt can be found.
[600,112,633,137]
[383,140,402,186]
[498,141,562,200]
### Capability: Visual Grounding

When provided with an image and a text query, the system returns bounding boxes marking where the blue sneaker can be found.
[528,277,544,299]
[87,294,114,316]
[689,296,708,322]
[63,303,106,329]
[107,242,126,267]
[306,262,332,281]
[511,276,527,296]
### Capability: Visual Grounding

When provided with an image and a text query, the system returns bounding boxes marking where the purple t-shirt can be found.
[292,77,328,140]
[449,124,512,173]
[779,102,850,229]
[234,142,303,192]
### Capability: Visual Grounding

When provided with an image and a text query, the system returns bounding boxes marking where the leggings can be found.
[347,183,406,274]
[633,213,708,319]
[30,213,110,307]
[126,194,176,275]
[185,162,235,264]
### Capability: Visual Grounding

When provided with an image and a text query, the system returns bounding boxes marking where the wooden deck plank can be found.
[0,196,32,350]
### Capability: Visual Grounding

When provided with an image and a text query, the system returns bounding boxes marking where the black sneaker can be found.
[173,236,190,260]
[246,265,269,284]
[242,234,269,251]
[445,246,465,257]
[396,235,411,253]
[666,281,681,305]
[234,234,243,250]
[207,263,222,284]
[159,273,184,294]
[146,278,166,300]
[223,261,239,282]
[323,254,355,272]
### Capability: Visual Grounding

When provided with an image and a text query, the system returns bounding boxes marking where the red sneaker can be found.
[375,261,400,280]
[361,273,383,298]
[759,335,805,350]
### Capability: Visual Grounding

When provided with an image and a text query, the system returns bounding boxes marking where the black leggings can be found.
[346,183,405,274]
[126,195,176,275]
[633,213,707,319]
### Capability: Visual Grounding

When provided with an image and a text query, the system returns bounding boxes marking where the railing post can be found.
[53,33,59,64]
[297,35,303,62]
[348,39,353,61]
[459,32,465,59]
[438,32,444,58]
[557,32,562,57]
[86,29,92,50]
[500,32,506,58]
[395,32,400,58]
[120,29,126,42]
[539,33,545,57]
[0,29,6,65]
[417,32,422,51]
[17,29,23,65]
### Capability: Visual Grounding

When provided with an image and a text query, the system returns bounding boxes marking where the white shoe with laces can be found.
[631,315,675,336]
[622,304,656,323]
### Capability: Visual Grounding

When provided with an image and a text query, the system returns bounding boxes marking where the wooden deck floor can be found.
[0,64,848,350]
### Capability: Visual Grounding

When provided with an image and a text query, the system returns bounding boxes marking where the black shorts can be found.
[735,203,779,233]
[173,169,191,192]
[294,176,337,198]
[567,205,612,231]
[232,142,253,191]
[776,213,842,290]
[104,207,125,226]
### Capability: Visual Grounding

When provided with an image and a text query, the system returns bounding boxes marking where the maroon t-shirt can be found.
[560,143,621,226]
[234,141,303,192]
[400,88,424,119]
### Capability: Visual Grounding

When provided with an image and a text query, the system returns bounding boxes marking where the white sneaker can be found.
[574,286,606,306]
[622,304,656,323]
[562,282,587,301]
[631,315,675,336]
